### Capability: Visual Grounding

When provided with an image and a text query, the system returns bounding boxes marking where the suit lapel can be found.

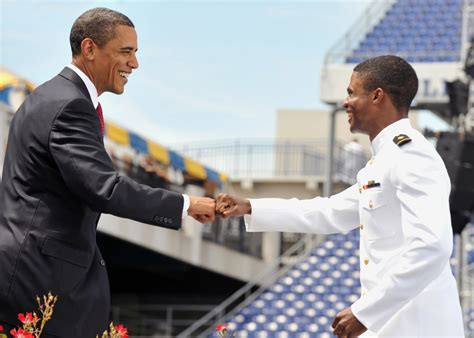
[58,67,92,102]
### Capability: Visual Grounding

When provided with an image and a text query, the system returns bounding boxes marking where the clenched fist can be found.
[188,196,216,224]
[332,307,367,338]
[215,193,252,218]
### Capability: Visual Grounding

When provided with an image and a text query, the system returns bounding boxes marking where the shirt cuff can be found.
[182,194,190,219]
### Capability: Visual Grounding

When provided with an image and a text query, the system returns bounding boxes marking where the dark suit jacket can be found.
[0,67,184,337]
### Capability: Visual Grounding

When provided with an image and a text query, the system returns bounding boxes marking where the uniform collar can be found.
[370,118,412,155]
[66,64,99,109]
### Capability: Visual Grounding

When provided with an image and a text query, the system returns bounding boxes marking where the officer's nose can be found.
[342,97,349,110]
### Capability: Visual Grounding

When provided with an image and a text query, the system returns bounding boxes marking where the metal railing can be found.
[174,139,366,180]
[177,234,322,338]
[202,217,263,258]
[110,303,215,337]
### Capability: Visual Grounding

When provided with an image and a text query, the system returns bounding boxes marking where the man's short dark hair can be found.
[354,55,418,113]
[70,7,134,56]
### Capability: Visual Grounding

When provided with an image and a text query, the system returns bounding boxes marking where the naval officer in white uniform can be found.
[216,55,465,337]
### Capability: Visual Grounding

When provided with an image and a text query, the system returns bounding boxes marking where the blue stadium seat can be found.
[345,0,463,63]
[220,230,367,336]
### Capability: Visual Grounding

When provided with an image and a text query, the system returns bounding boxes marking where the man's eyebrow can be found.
[119,47,138,52]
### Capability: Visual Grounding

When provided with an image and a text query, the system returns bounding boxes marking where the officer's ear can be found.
[372,88,384,104]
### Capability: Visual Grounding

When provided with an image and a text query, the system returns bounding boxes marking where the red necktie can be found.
[96,102,104,136]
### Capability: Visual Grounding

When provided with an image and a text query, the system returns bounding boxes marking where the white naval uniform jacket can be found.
[245,119,465,337]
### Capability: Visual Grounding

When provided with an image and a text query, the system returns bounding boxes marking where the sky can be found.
[0,0,446,148]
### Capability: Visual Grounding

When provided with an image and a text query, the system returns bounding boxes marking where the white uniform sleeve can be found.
[351,147,453,332]
[245,183,360,234]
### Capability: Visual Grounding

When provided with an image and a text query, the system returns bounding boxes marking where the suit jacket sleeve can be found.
[244,184,360,234]
[351,146,453,332]
[49,97,183,229]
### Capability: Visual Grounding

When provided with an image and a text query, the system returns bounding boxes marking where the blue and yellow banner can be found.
[0,68,35,109]
[104,121,227,187]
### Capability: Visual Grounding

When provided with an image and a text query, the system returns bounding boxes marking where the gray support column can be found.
[324,106,339,197]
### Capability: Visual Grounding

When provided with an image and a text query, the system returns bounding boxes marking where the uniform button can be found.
[368,200,373,209]
[153,215,159,222]
[364,258,369,265]
[100,259,106,267]
[358,187,362,194]
[368,158,374,165]
[169,219,173,224]
[360,224,364,230]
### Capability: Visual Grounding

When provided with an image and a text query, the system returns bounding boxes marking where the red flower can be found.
[17,312,34,325]
[115,324,128,338]
[10,328,34,338]
[0,325,3,331]
[216,323,228,332]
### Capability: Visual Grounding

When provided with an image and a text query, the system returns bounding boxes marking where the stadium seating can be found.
[219,230,361,337]
[213,224,474,337]
[346,0,463,63]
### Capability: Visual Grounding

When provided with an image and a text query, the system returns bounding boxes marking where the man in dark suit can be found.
[0,8,215,337]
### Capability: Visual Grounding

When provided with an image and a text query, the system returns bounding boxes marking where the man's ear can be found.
[372,88,384,104]
[81,38,95,61]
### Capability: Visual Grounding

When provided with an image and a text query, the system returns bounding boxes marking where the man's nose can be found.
[129,54,139,69]
[342,98,349,109]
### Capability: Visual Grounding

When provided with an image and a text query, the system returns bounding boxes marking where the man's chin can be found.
[349,124,364,134]
[110,87,125,95]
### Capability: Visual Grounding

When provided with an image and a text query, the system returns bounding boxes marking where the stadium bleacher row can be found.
[221,230,361,337]
[346,0,463,63]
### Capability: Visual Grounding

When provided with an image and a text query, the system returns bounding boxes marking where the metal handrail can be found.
[172,138,363,179]
[111,303,216,337]
[177,234,322,338]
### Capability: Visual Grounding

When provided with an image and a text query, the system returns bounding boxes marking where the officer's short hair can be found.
[70,7,134,56]
[354,55,418,113]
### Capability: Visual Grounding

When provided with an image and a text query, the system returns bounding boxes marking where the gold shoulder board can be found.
[393,134,412,147]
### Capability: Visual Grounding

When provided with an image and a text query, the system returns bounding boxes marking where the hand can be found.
[215,193,251,218]
[332,307,367,337]
[188,196,216,224]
